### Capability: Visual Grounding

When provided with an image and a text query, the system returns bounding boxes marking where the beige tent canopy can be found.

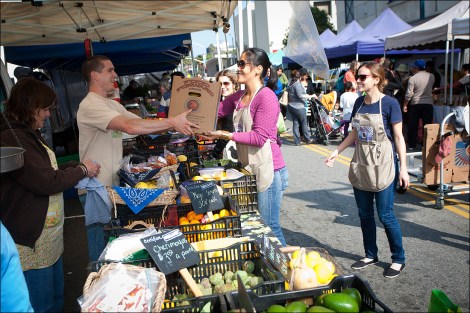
[1,0,237,46]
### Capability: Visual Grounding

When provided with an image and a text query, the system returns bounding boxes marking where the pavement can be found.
[62,119,469,312]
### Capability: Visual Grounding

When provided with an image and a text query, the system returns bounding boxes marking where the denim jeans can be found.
[287,105,311,145]
[352,157,405,264]
[257,167,289,246]
[79,194,106,262]
[23,256,64,313]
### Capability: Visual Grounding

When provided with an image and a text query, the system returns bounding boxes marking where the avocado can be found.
[307,305,335,312]
[341,287,362,310]
[322,293,360,313]
[266,304,287,313]
[285,301,308,313]
[315,294,327,306]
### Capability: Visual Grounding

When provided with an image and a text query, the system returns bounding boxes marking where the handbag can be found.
[277,112,286,134]
[279,90,288,106]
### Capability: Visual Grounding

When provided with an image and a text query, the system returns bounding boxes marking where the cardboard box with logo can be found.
[423,124,469,185]
[168,77,221,134]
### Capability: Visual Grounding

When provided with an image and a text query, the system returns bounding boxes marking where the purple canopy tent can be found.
[319,29,336,47]
[323,20,363,49]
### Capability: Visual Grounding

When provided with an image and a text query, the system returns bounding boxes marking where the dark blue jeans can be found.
[79,194,106,262]
[23,256,64,313]
[352,157,405,264]
[287,105,311,145]
[257,167,289,246]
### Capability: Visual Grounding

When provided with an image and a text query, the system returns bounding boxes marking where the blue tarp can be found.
[325,9,412,59]
[319,29,336,46]
[4,33,191,75]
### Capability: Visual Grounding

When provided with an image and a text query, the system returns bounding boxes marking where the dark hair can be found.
[82,55,111,83]
[170,71,185,89]
[357,62,388,92]
[344,81,354,91]
[216,69,239,91]
[276,66,283,72]
[462,64,470,72]
[382,58,392,70]
[4,77,57,128]
[241,47,277,89]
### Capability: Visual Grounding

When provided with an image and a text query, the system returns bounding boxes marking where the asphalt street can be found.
[62,120,469,312]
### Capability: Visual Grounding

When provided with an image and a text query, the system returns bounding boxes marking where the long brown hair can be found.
[216,69,239,92]
[4,77,57,128]
[358,62,388,92]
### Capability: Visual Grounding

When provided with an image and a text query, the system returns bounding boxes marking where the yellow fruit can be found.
[201,174,211,180]
[190,219,200,224]
[212,214,220,220]
[179,217,189,224]
[180,220,190,225]
[190,162,198,167]
[306,251,322,268]
[135,182,149,188]
[231,210,237,216]
[192,176,203,181]
[314,261,335,284]
[177,155,187,162]
[291,249,301,260]
[180,196,191,204]
[219,209,230,218]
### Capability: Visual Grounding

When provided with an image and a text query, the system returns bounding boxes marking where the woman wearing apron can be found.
[325,62,409,278]
[203,48,289,246]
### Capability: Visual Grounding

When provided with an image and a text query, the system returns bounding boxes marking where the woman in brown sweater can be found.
[0,77,100,312]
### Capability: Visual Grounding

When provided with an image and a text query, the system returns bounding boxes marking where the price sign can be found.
[261,235,290,279]
[140,229,200,275]
[185,181,224,214]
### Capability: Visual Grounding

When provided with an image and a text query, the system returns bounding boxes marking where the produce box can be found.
[224,274,393,313]
[135,134,199,156]
[92,241,285,312]
[107,199,242,243]
[222,174,258,214]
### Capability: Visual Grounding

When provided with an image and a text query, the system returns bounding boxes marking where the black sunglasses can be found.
[237,60,251,69]
[220,81,231,86]
[355,74,372,81]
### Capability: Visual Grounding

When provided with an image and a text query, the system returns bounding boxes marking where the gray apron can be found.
[348,97,395,192]
[233,87,274,192]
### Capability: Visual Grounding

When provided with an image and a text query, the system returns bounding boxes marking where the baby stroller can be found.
[307,97,343,145]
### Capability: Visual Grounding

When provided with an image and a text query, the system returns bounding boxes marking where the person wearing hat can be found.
[395,64,409,81]
[403,59,435,151]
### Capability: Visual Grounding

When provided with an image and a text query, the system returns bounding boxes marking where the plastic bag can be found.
[277,112,286,134]
[78,263,166,312]
[99,227,157,262]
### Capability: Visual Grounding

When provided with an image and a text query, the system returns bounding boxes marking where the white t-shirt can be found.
[77,92,139,187]
[340,91,359,120]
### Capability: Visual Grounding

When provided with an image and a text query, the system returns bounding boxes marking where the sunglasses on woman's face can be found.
[355,74,372,81]
[237,60,251,69]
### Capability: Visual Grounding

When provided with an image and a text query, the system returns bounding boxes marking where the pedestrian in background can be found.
[287,69,316,146]
[0,77,101,312]
[403,59,435,151]
[339,81,358,138]
[277,66,289,119]
[202,48,289,246]
[325,61,409,278]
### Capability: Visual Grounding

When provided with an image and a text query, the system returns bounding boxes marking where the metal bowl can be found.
[0,147,25,173]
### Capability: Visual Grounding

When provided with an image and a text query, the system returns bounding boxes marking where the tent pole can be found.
[216,30,222,71]
[224,32,230,66]
[449,38,455,105]
[190,44,197,77]
[356,54,358,61]
[443,40,449,106]
[238,0,244,56]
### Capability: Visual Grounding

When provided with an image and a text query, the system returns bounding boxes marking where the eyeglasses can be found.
[355,74,372,81]
[236,60,251,69]
[220,81,231,86]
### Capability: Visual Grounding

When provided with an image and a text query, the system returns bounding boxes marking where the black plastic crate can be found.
[107,199,242,243]
[221,174,258,214]
[224,274,393,313]
[92,241,285,312]
[122,137,138,156]
[136,134,199,155]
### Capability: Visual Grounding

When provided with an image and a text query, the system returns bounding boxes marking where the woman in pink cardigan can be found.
[203,48,288,246]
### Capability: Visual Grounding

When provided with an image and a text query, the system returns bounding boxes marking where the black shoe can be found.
[305,139,316,144]
[351,257,379,269]
[384,263,405,278]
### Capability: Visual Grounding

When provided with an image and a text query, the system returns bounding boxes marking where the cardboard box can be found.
[168,76,221,134]
[423,124,469,185]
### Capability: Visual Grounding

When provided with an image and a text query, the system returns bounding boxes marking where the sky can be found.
[191,15,237,58]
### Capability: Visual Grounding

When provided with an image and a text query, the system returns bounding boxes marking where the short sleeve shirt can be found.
[351,95,402,145]
[77,92,139,187]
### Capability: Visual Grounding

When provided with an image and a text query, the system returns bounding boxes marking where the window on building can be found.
[345,0,354,23]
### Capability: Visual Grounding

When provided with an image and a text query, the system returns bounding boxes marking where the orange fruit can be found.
[179,217,189,224]
[195,213,204,221]
[187,211,196,220]
[219,209,230,218]
[180,220,190,225]
[190,219,200,224]
[231,210,237,216]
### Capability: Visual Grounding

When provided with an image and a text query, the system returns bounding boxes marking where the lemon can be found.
[190,162,198,167]
[291,249,301,260]
[192,175,203,181]
[135,182,149,188]
[201,174,211,180]
[314,261,335,284]
[212,214,220,220]
[219,209,230,218]
[177,155,187,162]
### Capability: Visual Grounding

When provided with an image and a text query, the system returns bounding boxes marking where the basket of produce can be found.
[107,198,242,243]
[221,173,258,214]
[224,273,393,313]
[92,241,285,313]
[80,262,167,312]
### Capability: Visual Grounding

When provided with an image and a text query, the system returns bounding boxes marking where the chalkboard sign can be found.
[262,235,289,279]
[140,229,200,275]
[185,181,224,214]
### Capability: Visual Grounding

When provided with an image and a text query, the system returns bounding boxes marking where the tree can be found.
[283,5,336,47]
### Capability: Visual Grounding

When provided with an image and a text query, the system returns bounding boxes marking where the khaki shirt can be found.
[77,92,139,187]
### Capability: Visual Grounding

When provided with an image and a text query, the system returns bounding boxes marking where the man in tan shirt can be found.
[77,55,198,261]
